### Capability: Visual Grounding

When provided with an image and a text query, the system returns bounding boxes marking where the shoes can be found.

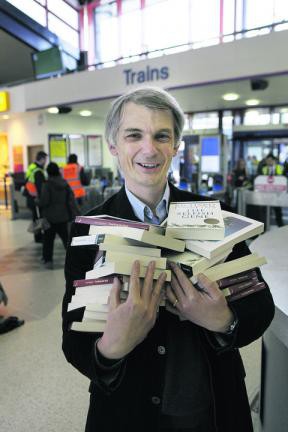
[43,261,53,269]
[0,316,25,334]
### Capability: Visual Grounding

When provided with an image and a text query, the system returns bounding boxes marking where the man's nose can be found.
[141,135,158,154]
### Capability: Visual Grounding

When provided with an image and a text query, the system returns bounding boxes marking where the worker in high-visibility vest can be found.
[260,153,284,227]
[24,150,47,242]
[62,154,86,205]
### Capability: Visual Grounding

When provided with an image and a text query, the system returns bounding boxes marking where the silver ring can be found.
[173,299,179,308]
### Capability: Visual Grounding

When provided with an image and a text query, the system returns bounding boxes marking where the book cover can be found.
[217,269,258,289]
[166,201,225,240]
[185,210,264,258]
[104,250,167,269]
[99,242,161,257]
[71,320,106,333]
[226,282,266,302]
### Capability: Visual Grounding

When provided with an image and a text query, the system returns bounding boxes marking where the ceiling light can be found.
[245,99,260,106]
[222,93,239,101]
[47,107,59,114]
[79,110,92,117]
[2,114,9,120]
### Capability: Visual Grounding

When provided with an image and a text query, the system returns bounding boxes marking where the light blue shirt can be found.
[125,183,170,225]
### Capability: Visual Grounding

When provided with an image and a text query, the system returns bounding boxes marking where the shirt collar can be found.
[125,182,170,224]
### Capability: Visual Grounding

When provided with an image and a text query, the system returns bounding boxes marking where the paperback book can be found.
[166,200,225,240]
[185,210,264,259]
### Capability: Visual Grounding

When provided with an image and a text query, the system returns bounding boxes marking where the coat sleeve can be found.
[206,240,275,352]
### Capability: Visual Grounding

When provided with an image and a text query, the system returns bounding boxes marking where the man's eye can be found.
[156,134,171,142]
[126,133,142,139]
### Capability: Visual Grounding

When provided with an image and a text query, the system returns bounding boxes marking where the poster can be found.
[13,145,24,173]
[49,135,67,167]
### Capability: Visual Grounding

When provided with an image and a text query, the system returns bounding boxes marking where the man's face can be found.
[109,102,178,195]
[266,157,274,166]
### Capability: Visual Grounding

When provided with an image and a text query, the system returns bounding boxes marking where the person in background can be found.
[232,158,251,188]
[38,162,79,269]
[0,282,24,334]
[24,150,47,243]
[62,154,87,206]
[260,153,284,227]
[62,87,275,432]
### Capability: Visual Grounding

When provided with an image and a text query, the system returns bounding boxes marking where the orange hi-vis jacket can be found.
[62,163,86,199]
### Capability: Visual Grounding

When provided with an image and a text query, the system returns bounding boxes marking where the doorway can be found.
[27,145,45,165]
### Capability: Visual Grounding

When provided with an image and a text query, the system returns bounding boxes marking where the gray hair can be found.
[105,87,185,148]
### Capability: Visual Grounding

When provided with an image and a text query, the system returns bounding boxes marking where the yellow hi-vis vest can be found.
[25,163,45,197]
[62,163,86,198]
[262,164,284,176]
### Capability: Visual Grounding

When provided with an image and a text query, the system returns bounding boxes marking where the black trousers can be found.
[42,222,68,262]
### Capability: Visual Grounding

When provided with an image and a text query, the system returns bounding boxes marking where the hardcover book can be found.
[166,201,225,240]
[185,210,264,259]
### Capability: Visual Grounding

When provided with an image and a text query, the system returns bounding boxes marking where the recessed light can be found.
[47,107,59,114]
[79,110,92,117]
[222,93,239,101]
[245,99,260,106]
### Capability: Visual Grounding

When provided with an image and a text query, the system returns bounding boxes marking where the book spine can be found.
[75,216,150,230]
[221,278,258,297]
[226,282,266,302]
[218,270,258,288]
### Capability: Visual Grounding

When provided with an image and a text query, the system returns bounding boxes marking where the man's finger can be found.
[142,261,156,302]
[108,277,122,311]
[128,260,141,301]
[150,271,167,309]
[169,262,194,296]
[197,273,222,300]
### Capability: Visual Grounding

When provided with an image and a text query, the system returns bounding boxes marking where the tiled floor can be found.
[0,211,264,432]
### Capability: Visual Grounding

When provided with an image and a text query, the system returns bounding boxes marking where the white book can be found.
[166,201,225,240]
[190,253,267,283]
[86,260,171,281]
[165,248,231,277]
[71,233,140,247]
[104,250,167,269]
[88,225,185,252]
[99,242,161,257]
[185,210,264,259]
[71,319,106,333]
[83,310,108,321]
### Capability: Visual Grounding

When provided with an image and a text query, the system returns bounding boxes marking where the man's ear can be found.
[108,142,118,156]
[172,142,180,156]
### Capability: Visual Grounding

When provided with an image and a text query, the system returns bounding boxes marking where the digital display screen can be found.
[200,136,220,173]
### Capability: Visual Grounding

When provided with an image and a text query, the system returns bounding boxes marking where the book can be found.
[185,210,264,259]
[221,278,259,297]
[163,248,231,277]
[87,225,185,252]
[217,269,258,289]
[190,253,266,283]
[99,242,161,257]
[103,250,167,269]
[86,260,171,281]
[75,215,165,235]
[225,282,266,302]
[71,320,106,333]
[166,200,225,240]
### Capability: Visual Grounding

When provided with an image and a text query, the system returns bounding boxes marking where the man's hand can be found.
[166,262,234,333]
[97,260,167,359]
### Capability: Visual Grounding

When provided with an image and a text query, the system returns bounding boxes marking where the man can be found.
[62,87,275,432]
[24,150,47,243]
[0,282,24,334]
[62,154,86,205]
[260,153,284,227]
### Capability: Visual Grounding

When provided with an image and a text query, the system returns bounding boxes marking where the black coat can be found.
[62,183,275,432]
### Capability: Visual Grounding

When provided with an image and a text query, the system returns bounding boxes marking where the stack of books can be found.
[69,203,266,332]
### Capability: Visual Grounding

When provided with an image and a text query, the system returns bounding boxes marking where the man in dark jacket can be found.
[39,162,79,269]
[62,87,275,432]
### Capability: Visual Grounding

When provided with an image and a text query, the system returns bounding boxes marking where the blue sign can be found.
[123,66,169,85]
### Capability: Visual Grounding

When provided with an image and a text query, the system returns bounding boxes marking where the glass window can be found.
[47,0,79,30]
[223,0,235,41]
[273,0,288,22]
[120,8,142,57]
[192,112,219,130]
[244,0,274,31]
[190,0,220,46]
[48,13,79,50]
[143,0,190,52]
[222,110,233,138]
[121,0,140,13]
[6,0,46,27]
[94,3,119,63]
[243,108,271,125]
